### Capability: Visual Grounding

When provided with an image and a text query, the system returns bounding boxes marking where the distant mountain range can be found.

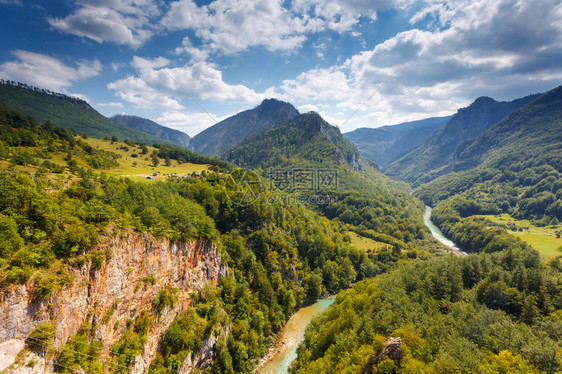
[383,93,541,186]
[343,116,452,167]
[189,98,299,156]
[110,114,191,148]
[0,81,174,146]
[453,86,561,172]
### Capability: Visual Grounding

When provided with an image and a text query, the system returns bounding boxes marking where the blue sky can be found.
[1,0,561,137]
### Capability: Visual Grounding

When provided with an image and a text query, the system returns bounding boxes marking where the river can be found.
[257,296,335,374]
[423,206,466,256]
[257,207,462,374]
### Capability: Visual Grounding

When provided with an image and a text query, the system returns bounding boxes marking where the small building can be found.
[507,222,516,226]
[191,171,201,178]
[152,170,160,176]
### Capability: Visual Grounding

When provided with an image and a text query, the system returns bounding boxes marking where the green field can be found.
[347,231,391,252]
[84,138,209,178]
[1,137,209,181]
[475,214,561,258]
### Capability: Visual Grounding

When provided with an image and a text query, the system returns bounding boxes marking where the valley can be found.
[0,81,560,374]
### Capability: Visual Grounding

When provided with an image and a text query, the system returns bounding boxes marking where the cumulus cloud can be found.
[48,0,160,47]
[291,0,404,33]
[268,67,352,102]
[97,101,124,108]
[157,110,229,136]
[173,37,210,62]
[0,50,102,91]
[108,57,264,111]
[163,0,316,55]
[274,0,562,130]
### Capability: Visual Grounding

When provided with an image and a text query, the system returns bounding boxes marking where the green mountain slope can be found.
[0,105,436,373]
[384,94,540,186]
[343,116,451,167]
[189,98,299,156]
[0,81,174,145]
[414,86,562,258]
[221,111,434,256]
[110,114,191,148]
[221,112,363,171]
[454,86,562,171]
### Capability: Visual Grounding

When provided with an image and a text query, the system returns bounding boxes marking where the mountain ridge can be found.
[344,116,452,166]
[0,81,175,146]
[384,92,541,186]
[189,98,299,156]
[110,114,191,148]
[221,111,363,172]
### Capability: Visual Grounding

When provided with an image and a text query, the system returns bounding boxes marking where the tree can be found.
[151,153,160,167]
[0,213,23,258]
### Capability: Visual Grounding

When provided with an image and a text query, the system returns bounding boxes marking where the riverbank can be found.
[423,206,467,257]
[255,295,335,374]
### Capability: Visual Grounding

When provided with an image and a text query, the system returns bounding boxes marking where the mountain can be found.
[0,80,173,145]
[189,98,299,156]
[384,93,541,186]
[221,112,363,172]
[453,86,562,171]
[415,85,562,227]
[343,116,451,167]
[110,114,191,148]
[0,105,433,374]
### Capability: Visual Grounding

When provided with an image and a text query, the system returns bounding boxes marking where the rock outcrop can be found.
[0,232,228,373]
[377,337,402,367]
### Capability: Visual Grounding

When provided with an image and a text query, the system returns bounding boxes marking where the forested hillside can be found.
[0,105,436,373]
[291,248,562,373]
[415,87,562,239]
[0,81,173,145]
[288,86,562,374]
[222,112,362,171]
[221,111,436,262]
[384,93,540,186]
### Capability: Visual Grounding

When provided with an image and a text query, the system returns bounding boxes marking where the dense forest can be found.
[0,81,174,145]
[287,88,562,373]
[0,105,436,373]
[291,248,562,373]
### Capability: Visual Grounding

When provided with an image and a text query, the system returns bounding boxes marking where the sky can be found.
[1,0,561,137]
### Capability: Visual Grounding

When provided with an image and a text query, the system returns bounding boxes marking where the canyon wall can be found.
[0,231,228,373]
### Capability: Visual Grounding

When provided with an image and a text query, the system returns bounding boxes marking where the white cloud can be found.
[107,75,185,110]
[97,101,124,108]
[48,1,160,48]
[0,0,22,5]
[269,67,352,102]
[173,37,210,62]
[260,0,562,131]
[107,57,264,111]
[157,110,229,136]
[0,50,102,91]
[163,0,317,55]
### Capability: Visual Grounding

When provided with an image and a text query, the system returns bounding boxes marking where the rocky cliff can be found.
[0,232,228,373]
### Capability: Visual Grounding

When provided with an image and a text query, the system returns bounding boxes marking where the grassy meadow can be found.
[476,213,561,258]
[347,231,391,252]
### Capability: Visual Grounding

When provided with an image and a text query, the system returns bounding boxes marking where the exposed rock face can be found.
[377,337,402,367]
[0,232,228,373]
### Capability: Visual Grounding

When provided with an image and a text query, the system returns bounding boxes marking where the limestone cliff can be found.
[0,232,228,373]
